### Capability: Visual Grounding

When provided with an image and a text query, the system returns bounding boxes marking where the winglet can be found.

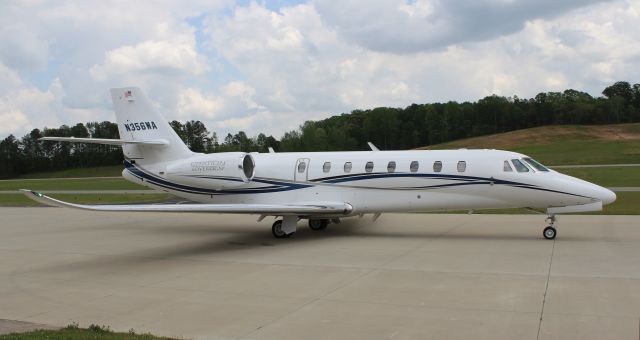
[367,142,380,151]
[20,189,65,208]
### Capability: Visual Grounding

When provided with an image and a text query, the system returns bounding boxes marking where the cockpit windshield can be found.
[522,157,550,172]
[511,159,529,172]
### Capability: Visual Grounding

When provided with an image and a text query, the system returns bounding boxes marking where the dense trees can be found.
[1,80,639,178]
[1,121,122,178]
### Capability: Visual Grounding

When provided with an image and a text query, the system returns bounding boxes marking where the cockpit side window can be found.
[503,160,513,172]
[523,157,550,172]
[511,159,529,172]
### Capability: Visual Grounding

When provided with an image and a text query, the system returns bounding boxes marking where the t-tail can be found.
[110,87,192,165]
[40,87,193,166]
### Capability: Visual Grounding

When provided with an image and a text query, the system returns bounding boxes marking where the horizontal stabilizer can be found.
[20,190,353,216]
[39,137,169,146]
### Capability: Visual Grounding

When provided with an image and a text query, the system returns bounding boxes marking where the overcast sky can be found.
[1,0,639,139]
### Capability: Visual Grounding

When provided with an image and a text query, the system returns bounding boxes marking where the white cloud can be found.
[90,40,209,81]
[1,0,640,141]
[314,0,609,53]
[176,87,224,120]
[0,110,31,137]
[0,75,64,136]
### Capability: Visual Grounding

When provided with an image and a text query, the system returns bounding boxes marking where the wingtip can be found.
[20,189,46,199]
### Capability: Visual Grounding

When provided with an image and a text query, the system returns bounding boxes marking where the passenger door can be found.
[294,158,310,181]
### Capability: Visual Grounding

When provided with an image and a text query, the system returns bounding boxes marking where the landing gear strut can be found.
[543,215,557,240]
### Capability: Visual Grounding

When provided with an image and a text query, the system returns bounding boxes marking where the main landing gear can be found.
[272,218,337,239]
[308,219,329,231]
[271,220,289,239]
[271,216,299,239]
[543,215,558,240]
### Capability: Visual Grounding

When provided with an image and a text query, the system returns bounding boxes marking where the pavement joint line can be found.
[235,220,466,340]
[536,237,556,340]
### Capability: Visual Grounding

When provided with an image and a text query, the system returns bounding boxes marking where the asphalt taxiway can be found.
[0,208,639,339]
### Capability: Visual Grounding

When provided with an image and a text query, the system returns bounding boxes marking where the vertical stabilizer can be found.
[111,87,192,165]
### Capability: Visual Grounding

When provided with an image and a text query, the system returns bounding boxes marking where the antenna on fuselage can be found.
[268,147,275,153]
[367,142,380,151]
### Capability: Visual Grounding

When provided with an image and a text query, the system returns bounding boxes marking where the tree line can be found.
[2,81,639,178]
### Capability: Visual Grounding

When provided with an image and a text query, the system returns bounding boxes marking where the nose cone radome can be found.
[597,186,617,205]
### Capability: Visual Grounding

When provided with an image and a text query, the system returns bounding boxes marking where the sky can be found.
[1,0,639,139]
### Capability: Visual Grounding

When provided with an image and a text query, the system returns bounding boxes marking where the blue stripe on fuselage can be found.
[123,160,589,199]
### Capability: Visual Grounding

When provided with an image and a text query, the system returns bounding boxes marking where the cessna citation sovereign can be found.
[23,87,617,240]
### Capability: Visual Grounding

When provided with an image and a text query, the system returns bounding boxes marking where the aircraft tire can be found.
[308,219,329,231]
[543,226,556,240]
[272,220,290,238]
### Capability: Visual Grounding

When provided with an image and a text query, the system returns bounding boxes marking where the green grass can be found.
[422,123,640,165]
[597,192,640,214]
[511,140,640,165]
[0,178,144,191]
[0,193,172,206]
[17,165,124,179]
[0,324,174,340]
[553,166,640,187]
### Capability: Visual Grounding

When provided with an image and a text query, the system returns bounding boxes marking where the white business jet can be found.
[23,87,617,240]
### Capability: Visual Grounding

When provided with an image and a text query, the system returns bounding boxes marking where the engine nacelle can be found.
[165,152,255,190]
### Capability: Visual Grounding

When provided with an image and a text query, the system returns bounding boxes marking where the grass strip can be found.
[0,193,172,207]
[0,324,174,340]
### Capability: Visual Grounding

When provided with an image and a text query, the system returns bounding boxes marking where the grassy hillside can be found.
[420,123,640,165]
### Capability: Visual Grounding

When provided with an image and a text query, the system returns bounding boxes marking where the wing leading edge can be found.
[20,190,353,216]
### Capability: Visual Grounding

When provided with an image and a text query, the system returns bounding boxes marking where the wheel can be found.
[272,220,290,239]
[543,226,556,240]
[308,219,329,231]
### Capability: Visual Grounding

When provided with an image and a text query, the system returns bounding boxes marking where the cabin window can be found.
[523,157,549,172]
[297,161,306,173]
[344,162,352,173]
[503,160,513,172]
[433,161,442,172]
[511,159,529,172]
[457,161,466,172]
[323,162,331,173]
[365,161,374,173]
[410,161,419,172]
[387,161,396,173]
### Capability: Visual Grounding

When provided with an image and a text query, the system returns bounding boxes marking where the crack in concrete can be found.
[537,238,556,340]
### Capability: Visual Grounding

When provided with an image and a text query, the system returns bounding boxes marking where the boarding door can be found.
[295,158,310,181]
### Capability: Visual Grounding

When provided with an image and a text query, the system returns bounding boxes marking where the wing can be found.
[21,190,353,216]
[39,137,169,146]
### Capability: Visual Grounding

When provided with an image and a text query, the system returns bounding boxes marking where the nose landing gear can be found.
[543,215,557,240]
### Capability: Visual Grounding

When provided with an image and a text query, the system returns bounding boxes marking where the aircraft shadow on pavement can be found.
[33,218,595,275]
